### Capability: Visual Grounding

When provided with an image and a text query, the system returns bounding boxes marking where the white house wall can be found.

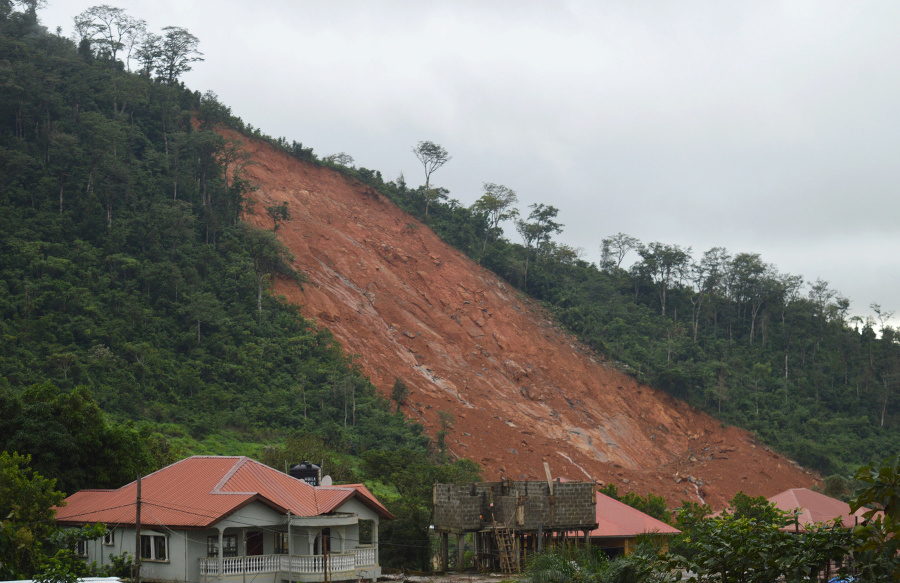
[76,525,192,583]
[215,500,285,530]
[334,499,380,523]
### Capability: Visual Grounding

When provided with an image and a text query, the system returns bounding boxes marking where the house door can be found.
[246,531,264,556]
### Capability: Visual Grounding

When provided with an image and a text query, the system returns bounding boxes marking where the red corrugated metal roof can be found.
[56,456,393,528]
[315,483,394,519]
[586,493,680,538]
[767,488,859,530]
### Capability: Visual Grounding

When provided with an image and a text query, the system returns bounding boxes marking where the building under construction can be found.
[432,477,598,573]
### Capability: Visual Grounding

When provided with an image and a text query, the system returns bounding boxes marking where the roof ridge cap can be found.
[213,456,253,493]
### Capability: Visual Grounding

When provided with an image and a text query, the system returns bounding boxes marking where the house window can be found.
[207,535,237,557]
[75,539,88,557]
[104,529,115,545]
[140,534,168,562]
[223,535,237,557]
[275,533,289,555]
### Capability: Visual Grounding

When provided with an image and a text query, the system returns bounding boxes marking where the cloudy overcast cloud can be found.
[40,1,900,322]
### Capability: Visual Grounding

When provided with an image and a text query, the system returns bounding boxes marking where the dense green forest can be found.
[0,3,479,573]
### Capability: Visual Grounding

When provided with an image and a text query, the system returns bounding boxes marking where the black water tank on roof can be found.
[290,461,320,486]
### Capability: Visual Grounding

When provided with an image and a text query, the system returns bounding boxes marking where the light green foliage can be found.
[0,452,65,579]
[668,492,852,583]
[725,491,783,524]
[0,453,107,582]
[849,455,900,581]
[599,484,673,525]
[524,547,608,583]
[36,524,106,583]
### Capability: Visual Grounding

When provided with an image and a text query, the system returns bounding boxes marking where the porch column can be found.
[287,512,293,582]
[216,526,224,578]
[374,519,379,566]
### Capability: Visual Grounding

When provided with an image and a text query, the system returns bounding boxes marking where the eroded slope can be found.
[227,129,816,508]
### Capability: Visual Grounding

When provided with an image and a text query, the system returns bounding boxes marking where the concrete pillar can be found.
[456,533,465,570]
[374,519,379,566]
[440,533,449,572]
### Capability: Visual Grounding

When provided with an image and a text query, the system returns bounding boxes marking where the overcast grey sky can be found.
[40,1,900,324]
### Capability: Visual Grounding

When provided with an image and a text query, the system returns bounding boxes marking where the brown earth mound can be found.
[225,128,817,509]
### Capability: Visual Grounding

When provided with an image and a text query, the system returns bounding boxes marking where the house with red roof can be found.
[55,456,393,583]
[767,487,867,532]
[580,492,680,557]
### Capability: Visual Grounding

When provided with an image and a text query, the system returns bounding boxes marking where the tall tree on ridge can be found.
[472,182,518,258]
[516,203,562,286]
[411,140,450,216]
[159,26,203,85]
[635,241,691,317]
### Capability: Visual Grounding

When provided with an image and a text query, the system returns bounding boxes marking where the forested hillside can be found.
[0,8,478,563]
[2,0,896,497]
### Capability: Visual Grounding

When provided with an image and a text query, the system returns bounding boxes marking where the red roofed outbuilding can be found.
[579,493,680,557]
[55,456,392,583]
[767,487,867,532]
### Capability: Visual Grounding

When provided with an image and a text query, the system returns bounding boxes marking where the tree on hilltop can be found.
[472,182,518,258]
[159,26,203,84]
[516,203,562,285]
[412,140,450,216]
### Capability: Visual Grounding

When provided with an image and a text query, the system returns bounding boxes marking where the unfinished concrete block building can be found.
[432,478,598,573]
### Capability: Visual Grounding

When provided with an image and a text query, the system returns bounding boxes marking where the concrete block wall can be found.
[552,482,596,527]
[433,480,596,533]
[433,483,486,531]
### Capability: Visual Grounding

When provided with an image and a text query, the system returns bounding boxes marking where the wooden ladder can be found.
[493,520,518,574]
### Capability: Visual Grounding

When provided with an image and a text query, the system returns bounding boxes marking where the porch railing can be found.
[199,547,376,576]
[353,545,376,566]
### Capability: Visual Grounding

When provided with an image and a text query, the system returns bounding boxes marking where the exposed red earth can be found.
[224,128,817,510]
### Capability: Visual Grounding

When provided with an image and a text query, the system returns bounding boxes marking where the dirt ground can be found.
[225,128,818,510]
